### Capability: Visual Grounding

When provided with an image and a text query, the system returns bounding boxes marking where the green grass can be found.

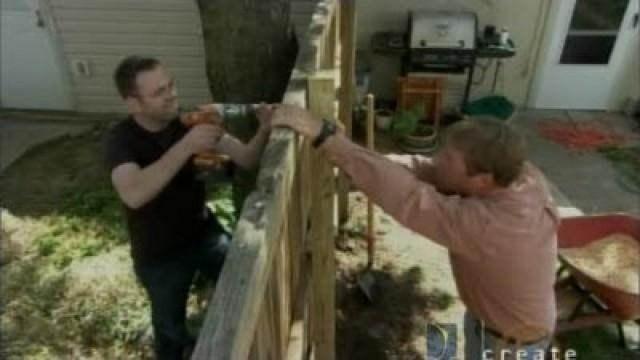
[207,181,237,233]
[31,186,125,267]
[1,129,238,359]
[2,182,151,358]
[598,145,640,194]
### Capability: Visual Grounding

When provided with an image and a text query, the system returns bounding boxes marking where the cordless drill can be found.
[180,104,259,168]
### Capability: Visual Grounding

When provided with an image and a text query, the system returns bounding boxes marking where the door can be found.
[0,0,72,110]
[529,0,638,110]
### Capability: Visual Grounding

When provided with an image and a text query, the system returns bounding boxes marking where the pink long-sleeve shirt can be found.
[322,133,559,338]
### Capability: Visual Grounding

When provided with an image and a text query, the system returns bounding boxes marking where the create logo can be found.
[426,323,457,360]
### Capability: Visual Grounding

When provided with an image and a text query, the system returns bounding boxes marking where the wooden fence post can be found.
[337,0,357,232]
[307,73,336,360]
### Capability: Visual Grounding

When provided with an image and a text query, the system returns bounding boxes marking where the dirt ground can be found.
[5,118,638,359]
[0,124,156,359]
[0,124,109,215]
[335,193,463,360]
[0,121,465,358]
[0,125,111,264]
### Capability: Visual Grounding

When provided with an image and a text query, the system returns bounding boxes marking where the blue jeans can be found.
[134,218,231,360]
[464,312,550,360]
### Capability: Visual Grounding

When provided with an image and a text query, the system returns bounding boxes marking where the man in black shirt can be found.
[105,56,271,360]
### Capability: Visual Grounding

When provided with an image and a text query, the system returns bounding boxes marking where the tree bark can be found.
[196,0,298,214]
[196,0,297,103]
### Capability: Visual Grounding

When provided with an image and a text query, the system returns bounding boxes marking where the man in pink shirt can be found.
[271,105,559,360]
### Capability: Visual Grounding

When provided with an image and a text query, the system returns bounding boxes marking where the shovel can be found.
[357,94,377,303]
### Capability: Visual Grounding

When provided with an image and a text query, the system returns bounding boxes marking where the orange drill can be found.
[179,109,230,168]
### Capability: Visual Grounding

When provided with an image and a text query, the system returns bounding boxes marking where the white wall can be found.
[49,0,211,113]
[356,0,549,109]
[1,0,73,110]
[612,34,639,111]
[611,1,639,111]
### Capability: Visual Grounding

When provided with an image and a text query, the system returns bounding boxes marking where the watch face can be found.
[325,121,337,139]
[312,119,336,148]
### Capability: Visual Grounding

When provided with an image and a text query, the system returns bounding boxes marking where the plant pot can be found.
[375,109,393,131]
[399,125,438,154]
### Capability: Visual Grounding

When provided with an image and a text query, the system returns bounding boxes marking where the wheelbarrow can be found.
[554,213,640,348]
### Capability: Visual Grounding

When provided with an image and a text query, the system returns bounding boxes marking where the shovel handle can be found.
[366,94,375,266]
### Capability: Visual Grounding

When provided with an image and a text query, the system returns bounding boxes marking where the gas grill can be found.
[402,10,479,106]
[371,10,516,108]
[406,10,478,73]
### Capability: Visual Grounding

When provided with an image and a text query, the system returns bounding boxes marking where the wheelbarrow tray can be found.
[557,213,640,320]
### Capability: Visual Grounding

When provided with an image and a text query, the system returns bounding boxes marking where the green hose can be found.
[598,146,640,195]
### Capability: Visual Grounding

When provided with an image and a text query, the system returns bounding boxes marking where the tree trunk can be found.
[196,0,298,215]
[196,0,297,103]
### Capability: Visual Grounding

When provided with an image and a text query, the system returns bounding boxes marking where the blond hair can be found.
[443,117,526,187]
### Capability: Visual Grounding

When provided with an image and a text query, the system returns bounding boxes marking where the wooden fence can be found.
[192,0,356,358]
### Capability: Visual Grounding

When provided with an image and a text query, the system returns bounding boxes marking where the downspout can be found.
[523,0,553,107]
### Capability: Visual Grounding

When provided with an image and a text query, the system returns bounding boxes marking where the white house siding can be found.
[49,0,211,113]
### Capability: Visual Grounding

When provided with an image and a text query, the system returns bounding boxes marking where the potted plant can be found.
[374,108,394,131]
[390,105,438,153]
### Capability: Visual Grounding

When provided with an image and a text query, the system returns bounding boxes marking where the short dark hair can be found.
[443,117,526,187]
[113,56,160,99]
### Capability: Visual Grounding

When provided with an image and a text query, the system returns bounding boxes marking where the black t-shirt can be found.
[105,117,208,265]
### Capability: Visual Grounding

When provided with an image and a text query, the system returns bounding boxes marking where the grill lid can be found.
[409,10,477,50]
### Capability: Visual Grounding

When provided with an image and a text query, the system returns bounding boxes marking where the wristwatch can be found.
[312,119,337,148]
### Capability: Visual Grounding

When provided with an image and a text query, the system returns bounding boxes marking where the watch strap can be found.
[312,119,337,148]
